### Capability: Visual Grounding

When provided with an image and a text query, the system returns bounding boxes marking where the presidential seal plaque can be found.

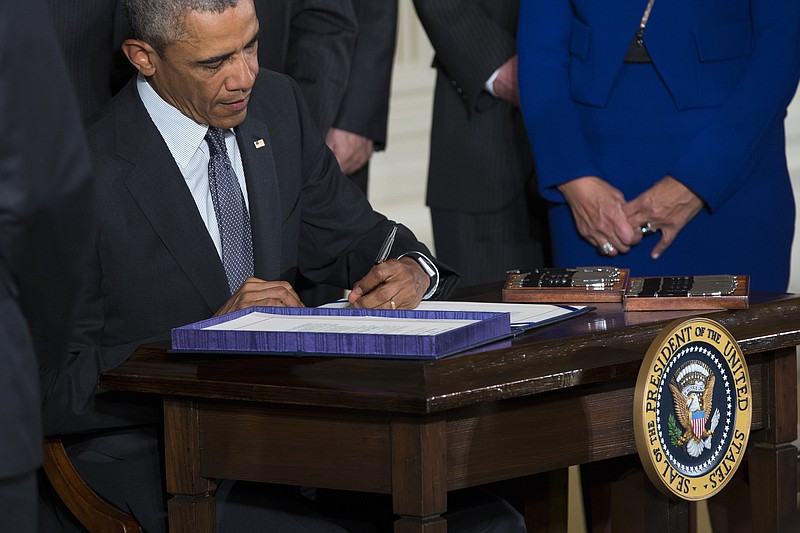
[634,317,752,500]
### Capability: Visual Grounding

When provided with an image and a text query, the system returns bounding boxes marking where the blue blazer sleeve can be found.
[661,0,800,211]
[517,0,603,202]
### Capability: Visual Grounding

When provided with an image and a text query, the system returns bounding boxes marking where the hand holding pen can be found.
[347,225,429,310]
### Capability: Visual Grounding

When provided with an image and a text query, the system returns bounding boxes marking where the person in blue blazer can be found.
[517,0,800,293]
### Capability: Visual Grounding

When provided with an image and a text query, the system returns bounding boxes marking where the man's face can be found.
[148,0,259,129]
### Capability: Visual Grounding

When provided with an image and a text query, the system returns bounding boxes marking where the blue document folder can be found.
[171,306,513,359]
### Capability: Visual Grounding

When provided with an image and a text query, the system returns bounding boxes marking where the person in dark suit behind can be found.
[256,0,397,197]
[323,0,398,196]
[253,0,357,137]
[0,1,93,531]
[36,1,528,531]
[412,0,549,288]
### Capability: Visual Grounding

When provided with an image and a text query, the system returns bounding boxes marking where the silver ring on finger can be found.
[641,222,657,236]
[598,242,615,256]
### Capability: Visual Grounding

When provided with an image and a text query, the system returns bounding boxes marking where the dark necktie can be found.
[205,127,254,294]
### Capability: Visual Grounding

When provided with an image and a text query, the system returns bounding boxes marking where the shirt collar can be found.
[137,75,218,169]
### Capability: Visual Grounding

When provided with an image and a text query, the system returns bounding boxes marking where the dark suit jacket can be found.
[41,70,458,436]
[414,0,533,214]
[0,0,92,478]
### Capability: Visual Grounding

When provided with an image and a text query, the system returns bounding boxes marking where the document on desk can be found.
[320,300,592,333]
[171,306,516,359]
[203,311,479,336]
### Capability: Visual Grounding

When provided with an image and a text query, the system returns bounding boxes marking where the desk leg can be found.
[583,456,689,533]
[524,469,568,533]
[391,416,448,533]
[164,398,218,533]
[644,484,689,533]
[748,347,798,532]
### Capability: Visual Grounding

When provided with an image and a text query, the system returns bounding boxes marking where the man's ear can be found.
[122,39,158,77]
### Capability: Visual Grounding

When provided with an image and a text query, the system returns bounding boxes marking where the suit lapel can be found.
[114,84,231,311]
[235,116,283,279]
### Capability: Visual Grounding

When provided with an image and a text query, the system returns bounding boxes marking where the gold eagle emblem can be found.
[668,361,721,457]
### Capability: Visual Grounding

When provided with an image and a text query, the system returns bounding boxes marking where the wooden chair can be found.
[42,437,142,533]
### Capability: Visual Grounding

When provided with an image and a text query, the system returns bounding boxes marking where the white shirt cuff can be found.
[484,68,501,97]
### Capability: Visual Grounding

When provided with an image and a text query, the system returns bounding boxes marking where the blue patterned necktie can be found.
[205,127,254,294]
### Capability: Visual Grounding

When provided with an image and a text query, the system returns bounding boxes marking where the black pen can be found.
[374,225,397,264]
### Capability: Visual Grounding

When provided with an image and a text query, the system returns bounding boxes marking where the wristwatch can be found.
[398,251,439,299]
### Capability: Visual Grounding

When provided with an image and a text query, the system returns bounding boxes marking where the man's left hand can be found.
[493,55,520,107]
[347,257,430,309]
[326,128,374,175]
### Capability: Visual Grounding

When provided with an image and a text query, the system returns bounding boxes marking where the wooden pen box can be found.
[623,274,749,311]
[502,268,629,303]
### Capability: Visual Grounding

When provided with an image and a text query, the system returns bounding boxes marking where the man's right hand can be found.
[214,278,304,316]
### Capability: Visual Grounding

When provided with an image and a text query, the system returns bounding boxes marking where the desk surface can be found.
[102,293,800,413]
[99,291,800,533]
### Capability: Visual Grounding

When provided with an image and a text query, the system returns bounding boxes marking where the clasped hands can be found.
[213,257,430,316]
[558,175,704,260]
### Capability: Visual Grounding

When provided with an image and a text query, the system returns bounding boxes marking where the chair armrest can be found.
[42,437,142,533]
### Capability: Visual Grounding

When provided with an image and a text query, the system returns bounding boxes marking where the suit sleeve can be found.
[666,0,800,212]
[331,0,398,149]
[517,0,600,202]
[414,0,516,114]
[285,0,358,133]
[281,77,460,297]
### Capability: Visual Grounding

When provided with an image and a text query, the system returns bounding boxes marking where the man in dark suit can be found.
[0,2,92,531]
[413,0,549,287]
[256,0,397,196]
[254,0,357,137]
[322,0,397,196]
[37,0,466,531]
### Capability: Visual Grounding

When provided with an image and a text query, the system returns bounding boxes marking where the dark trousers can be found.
[1,470,37,533]
[431,181,549,287]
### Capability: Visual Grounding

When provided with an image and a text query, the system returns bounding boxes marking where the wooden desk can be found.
[99,293,800,532]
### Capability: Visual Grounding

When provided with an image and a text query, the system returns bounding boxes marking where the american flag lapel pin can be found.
[254,138,266,149]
